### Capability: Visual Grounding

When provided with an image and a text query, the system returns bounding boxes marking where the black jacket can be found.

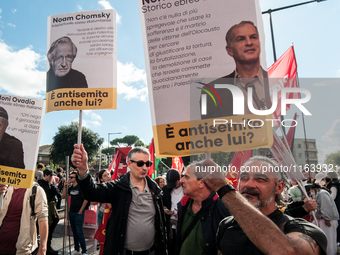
[77,172,167,255]
[162,185,175,239]
[327,179,340,213]
[37,179,61,203]
[175,192,230,255]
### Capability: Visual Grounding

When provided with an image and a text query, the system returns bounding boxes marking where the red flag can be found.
[94,204,112,255]
[111,147,131,180]
[285,113,298,150]
[147,139,155,177]
[226,150,253,189]
[268,46,299,120]
[171,157,184,174]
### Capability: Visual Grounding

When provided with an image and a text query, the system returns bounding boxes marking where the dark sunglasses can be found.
[69,176,76,179]
[130,160,153,167]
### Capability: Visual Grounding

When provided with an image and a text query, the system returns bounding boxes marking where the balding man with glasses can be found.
[47,36,88,92]
[71,145,167,255]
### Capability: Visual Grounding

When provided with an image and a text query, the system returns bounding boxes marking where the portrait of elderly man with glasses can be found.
[46,36,88,92]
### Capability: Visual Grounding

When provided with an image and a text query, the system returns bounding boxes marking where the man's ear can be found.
[275,181,284,195]
[226,45,234,57]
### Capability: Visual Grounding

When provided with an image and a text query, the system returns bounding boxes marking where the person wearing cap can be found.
[0,106,25,169]
[175,161,230,255]
[38,169,62,255]
[163,169,184,255]
[203,156,328,255]
[310,174,339,255]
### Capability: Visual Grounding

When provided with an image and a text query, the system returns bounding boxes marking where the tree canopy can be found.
[325,151,340,168]
[110,135,145,147]
[50,122,104,166]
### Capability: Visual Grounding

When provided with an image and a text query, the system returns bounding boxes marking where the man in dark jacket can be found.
[72,145,167,255]
[38,169,62,255]
[326,171,340,242]
[175,161,230,255]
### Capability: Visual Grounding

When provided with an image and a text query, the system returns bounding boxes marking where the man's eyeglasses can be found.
[69,176,76,179]
[130,160,153,167]
[54,55,74,63]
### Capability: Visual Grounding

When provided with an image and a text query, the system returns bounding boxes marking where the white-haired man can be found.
[46,36,88,92]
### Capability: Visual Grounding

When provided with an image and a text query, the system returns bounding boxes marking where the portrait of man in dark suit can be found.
[0,106,25,169]
[201,21,271,119]
[46,36,88,92]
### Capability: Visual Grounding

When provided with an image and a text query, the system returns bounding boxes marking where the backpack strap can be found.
[30,185,38,217]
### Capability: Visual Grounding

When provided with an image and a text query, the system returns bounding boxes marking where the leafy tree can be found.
[50,122,104,166]
[101,147,116,155]
[110,135,145,147]
[325,151,340,167]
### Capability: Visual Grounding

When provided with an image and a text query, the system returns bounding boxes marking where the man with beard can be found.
[203,156,328,255]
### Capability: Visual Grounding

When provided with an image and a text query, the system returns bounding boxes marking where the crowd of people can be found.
[1,146,340,255]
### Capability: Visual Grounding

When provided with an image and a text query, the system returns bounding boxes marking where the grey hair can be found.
[243,156,289,207]
[225,20,259,46]
[47,36,77,65]
[127,147,150,161]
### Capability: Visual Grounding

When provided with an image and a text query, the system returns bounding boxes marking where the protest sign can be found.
[139,0,272,157]
[46,9,117,113]
[0,94,45,188]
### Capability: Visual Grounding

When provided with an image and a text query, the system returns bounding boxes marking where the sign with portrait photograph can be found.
[139,0,273,157]
[0,94,45,188]
[46,9,117,113]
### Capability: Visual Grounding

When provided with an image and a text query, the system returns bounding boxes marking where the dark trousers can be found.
[47,201,59,249]
[69,211,87,253]
[168,228,177,255]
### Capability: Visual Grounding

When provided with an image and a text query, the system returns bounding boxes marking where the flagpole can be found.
[78,110,83,146]
[291,45,311,177]
[160,160,170,170]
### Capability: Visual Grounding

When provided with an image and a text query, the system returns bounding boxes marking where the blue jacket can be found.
[175,192,230,255]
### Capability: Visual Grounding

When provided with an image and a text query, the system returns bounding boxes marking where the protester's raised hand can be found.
[200,158,228,192]
[0,184,8,194]
[302,198,317,213]
[71,144,88,175]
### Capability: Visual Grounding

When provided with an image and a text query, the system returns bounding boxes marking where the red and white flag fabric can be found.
[171,157,184,174]
[94,204,112,255]
[147,139,156,177]
[285,113,298,151]
[268,46,299,120]
[226,150,253,189]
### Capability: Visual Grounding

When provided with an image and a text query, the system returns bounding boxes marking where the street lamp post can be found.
[107,132,122,164]
[262,0,326,62]
[262,0,326,175]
